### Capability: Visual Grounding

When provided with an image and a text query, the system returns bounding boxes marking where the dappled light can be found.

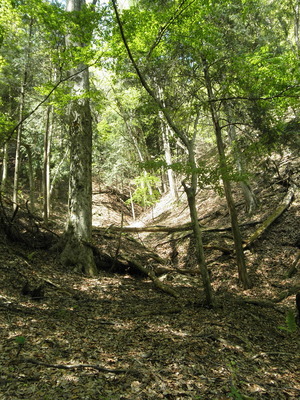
[1,0,300,398]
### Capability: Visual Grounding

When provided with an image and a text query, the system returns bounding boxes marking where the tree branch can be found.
[147,0,197,59]
[111,0,189,148]
[206,86,300,104]
[5,63,97,143]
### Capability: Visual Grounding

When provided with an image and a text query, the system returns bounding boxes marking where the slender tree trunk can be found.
[294,1,300,55]
[203,58,251,289]
[23,143,35,213]
[160,114,178,200]
[60,0,97,276]
[157,86,178,200]
[12,83,25,211]
[183,140,215,307]
[112,0,214,305]
[226,109,258,215]
[1,141,8,192]
[43,105,53,225]
[12,19,33,210]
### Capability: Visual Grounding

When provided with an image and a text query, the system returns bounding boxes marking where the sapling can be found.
[15,336,26,356]
[278,310,298,333]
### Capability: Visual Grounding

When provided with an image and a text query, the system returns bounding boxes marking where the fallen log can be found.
[120,256,179,298]
[244,185,296,249]
[93,220,262,235]
[238,285,300,310]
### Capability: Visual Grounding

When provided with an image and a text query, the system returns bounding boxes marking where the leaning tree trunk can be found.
[60,0,97,276]
[203,58,251,289]
[112,0,214,306]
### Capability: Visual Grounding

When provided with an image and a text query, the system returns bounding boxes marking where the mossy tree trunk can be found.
[60,0,97,276]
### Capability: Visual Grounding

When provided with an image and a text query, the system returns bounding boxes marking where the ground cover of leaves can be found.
[1,177,300,399]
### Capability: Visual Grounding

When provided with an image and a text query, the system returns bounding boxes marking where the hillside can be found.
[0,155,300,399]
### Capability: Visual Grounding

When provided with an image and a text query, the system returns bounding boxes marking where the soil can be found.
[0,163,300,399]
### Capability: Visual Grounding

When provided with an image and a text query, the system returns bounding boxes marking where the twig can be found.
[23,358,129,374]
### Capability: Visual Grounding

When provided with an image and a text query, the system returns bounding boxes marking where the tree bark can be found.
[23,144,35,213]
[1,141,8,192]
[60,0,97,276]
[43,105,53,226]
[12,82,25,211]
[160,115,178,200]
[182,178,215,306]
[157,86,178,200]
[294,0,300,55]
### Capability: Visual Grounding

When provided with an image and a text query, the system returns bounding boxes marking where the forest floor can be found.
[1,158,300,399]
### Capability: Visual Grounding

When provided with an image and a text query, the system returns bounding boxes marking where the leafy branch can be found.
[4,58,101,143]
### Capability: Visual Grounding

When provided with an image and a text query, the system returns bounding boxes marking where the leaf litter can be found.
[0,175,300,399]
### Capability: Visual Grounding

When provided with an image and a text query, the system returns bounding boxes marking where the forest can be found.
[0,0,299,398]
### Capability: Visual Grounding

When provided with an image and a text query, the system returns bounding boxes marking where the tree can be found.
[111,0,215,306]
[202,57,252,289]
[60,0,97,276]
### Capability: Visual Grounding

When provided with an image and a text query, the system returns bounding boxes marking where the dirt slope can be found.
[0,162,300,399]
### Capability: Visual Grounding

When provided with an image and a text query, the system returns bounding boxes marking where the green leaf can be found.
[15,336,26,345]
[278,310,298,333]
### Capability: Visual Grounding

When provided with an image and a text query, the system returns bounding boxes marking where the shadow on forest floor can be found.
[0,170,300,399]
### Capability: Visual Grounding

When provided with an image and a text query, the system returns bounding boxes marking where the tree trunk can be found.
[157,85,178,200]
[1,141,8,192]
[226,110,258,215]
[203,58,251,289]
[183,140,215,307]
[60,0,97,276]
[161,115,178,200]
[12,18,33,211]
[112,0,214,306]
[43,105,53,225]
[12,82,25,211]
[23,143,35,213]
[294,1,300,55]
